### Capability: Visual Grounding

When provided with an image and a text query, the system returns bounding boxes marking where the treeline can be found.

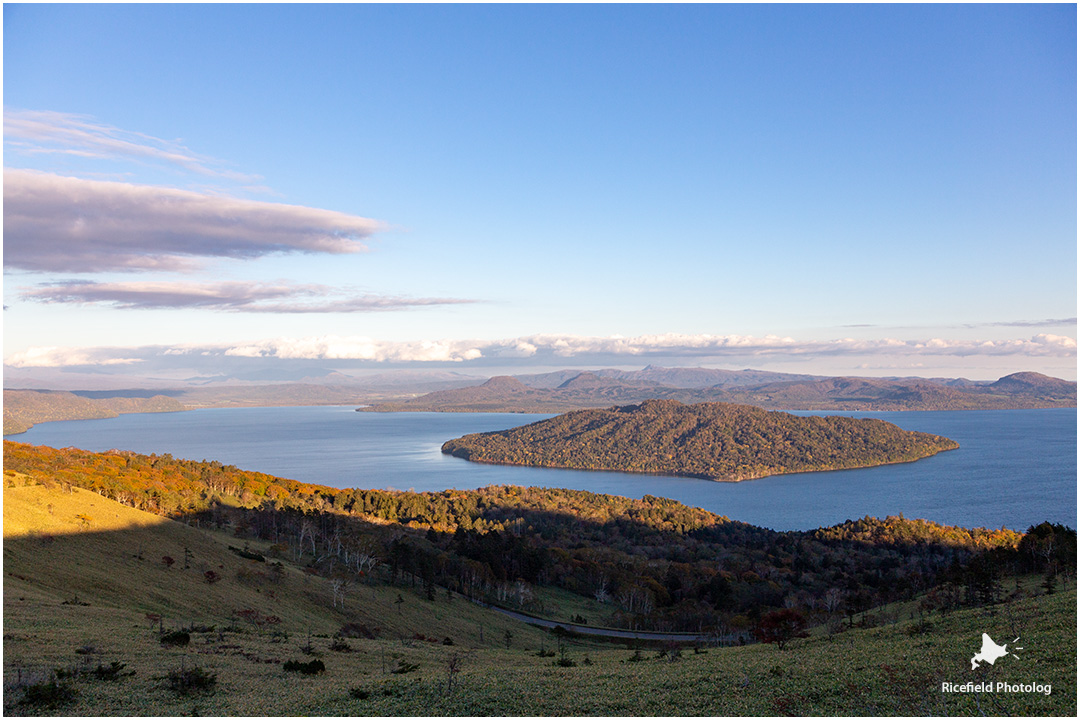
[6,441,1069,635]
[442,399,959,481]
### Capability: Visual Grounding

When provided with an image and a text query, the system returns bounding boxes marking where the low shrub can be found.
[56,661,136,682]
[91,661,136,681]
[229,545,266,562]
[329,638,353,652]
[283,659,325,675]
[337,622,376,639]
[19,679,78,709]
[160,630,191,647]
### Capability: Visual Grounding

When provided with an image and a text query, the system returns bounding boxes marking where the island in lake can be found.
[442,399,959,482]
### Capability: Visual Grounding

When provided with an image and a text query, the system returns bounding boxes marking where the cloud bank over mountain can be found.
[6,332,1074,374]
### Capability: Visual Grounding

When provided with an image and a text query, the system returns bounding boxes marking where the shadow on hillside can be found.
[4,439,1075,639]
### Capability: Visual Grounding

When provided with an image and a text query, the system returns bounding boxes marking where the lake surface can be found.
[7,406,1075,532]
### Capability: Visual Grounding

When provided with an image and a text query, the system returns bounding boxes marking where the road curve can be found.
[476,600,739,644]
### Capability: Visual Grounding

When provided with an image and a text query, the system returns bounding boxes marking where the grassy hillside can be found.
[2,472,545,641]
[443,399,959,481]
[3,478,1075,715]
[3,390,185,435]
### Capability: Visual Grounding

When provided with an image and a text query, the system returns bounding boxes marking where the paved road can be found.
[476,601,739,644]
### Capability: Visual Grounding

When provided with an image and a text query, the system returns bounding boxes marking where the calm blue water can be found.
[7,406,1075,532]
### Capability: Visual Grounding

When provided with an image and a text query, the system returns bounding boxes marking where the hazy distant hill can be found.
[7,367,1074,432]
[715,372,1077,410]
[443,399,959,481]
[360,373,678,413]
[363,370,1076,413]
[358,376,566,412]
[514,365,819,389]
[603,365,822,388]
[989,371,1078,396]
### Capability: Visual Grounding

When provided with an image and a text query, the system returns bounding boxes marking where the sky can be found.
[3,3,1077,385]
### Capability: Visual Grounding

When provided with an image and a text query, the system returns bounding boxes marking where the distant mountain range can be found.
[361,369,1076,413]
[513,365,821,389]
[5,367,1075,435]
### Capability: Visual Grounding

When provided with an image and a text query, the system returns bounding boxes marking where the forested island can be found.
[441,399,959,481]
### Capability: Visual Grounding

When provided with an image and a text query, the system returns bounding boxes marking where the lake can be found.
[6,406,1075,532]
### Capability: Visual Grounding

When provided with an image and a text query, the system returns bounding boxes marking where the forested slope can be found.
[5,441,1049,637]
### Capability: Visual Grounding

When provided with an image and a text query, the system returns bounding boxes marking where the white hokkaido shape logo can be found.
[971,633,1022,670]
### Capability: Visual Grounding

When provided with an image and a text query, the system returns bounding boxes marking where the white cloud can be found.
[19,280,476,314]
[5,332,1075,370]
[4,108,259,183]
[3,170,385,272]
[222,337,487,363]
[4,346,142,368]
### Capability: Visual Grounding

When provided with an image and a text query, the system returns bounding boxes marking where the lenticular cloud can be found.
[3,170,385,273]
[19,280,476,314]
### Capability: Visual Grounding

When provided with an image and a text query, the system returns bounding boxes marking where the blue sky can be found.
[3,3,1076,383]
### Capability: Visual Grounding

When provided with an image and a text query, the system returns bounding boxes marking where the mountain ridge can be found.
[361,369,1076,413]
